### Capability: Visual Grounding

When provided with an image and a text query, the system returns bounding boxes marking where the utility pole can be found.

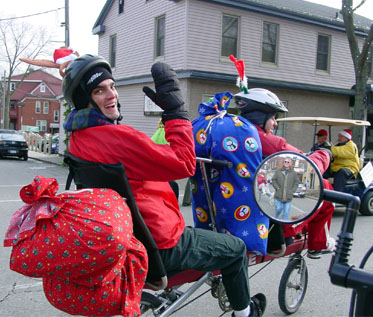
[65,0,70,46]
[1,71,6,129]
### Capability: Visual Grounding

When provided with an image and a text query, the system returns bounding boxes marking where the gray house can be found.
[93,0,373,153]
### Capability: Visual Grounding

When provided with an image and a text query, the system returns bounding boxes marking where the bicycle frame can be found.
[141,157,311,316]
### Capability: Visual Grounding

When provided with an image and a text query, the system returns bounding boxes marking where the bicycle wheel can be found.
[278,257,308,314]
[140,292,164,316]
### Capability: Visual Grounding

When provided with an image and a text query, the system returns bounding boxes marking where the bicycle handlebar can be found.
[196,157,233,168]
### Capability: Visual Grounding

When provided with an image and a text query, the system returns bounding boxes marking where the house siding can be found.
[185,0,359,90]
[96,0,370,143]
[98,0,187,79]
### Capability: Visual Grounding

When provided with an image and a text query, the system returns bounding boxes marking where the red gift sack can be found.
[4,176,148,316]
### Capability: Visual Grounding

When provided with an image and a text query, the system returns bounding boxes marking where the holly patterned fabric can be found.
[4,176,147,316]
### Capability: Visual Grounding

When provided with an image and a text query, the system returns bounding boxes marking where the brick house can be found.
[7,69,62,134]
[92,0,372,154]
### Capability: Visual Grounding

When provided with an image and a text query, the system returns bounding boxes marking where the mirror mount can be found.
[253,151,323,224]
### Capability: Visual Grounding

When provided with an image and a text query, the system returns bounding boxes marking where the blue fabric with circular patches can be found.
[190,92,269,255]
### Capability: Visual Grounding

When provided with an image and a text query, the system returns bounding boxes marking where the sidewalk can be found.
[28,150,64,166]
[27,150,191,203]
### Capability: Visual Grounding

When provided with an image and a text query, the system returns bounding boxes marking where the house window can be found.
[10,101,16,109]
[110,34,117,68]
[40,83,46,92]
[36,120,47,132]
[54,110,59,122]
[35,101,41,114]
[262,22,279,64]
[119,0,124,14]
[43,101,49,114]
[221,15,239,58]
[9,82,16,91]
[316,34,331,71]
[155,15,165,58]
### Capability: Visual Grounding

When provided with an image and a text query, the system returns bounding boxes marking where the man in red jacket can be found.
[62,55,266,317]
[234,88,335,259]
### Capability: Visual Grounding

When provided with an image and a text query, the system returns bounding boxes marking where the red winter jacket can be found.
[255,125,329,174]
[69,119,196,249]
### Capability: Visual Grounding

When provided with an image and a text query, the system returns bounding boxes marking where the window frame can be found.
[43,101,49,114]
[119,0,124,14]
[35,101,41,114]
[36,120,47,132]
[154,15,165,59]
[109,34,117,68]
[316,33,331,73]
[261,21,279,65]
[220,14,240,60]
[40,83,46,93]
[54,110,59,122]
[9,82,16,91]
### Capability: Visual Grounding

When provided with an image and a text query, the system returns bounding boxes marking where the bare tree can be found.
[0,18,53,129]
[341,0,373,149]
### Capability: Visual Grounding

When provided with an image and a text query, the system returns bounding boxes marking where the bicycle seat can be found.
[64,152,168,289]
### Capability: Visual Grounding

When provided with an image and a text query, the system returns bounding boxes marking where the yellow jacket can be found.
[330,140,360,174]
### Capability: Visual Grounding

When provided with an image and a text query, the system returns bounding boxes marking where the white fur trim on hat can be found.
[338,129,352,140]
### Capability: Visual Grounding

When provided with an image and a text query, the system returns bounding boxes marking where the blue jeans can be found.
[274,199,292,219]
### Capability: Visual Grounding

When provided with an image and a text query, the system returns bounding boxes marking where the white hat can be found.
[338,129,352,140]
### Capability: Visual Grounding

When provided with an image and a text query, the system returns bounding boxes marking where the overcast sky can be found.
[1,0,372,72]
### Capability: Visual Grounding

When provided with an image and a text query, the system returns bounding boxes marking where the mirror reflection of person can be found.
[233,88,335,259]
[271,158,299,219]
[257,172,271,197]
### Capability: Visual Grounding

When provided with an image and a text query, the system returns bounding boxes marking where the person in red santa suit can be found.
[62,54,267,317]
[20,46,79,77]
[233,88,335,259]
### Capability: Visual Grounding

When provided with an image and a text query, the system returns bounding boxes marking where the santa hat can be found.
[338,129,352,140]
[316,129,328,136]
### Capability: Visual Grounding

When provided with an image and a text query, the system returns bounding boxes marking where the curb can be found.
[28,152,64,167]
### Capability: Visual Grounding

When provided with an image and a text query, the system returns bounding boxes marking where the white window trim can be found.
[154,15,166,60]
[109,34,117,68]
[43,101,49,114]
[36,120,47,132]
[35,101,41,114]
[261,21,280,66]
[315,33,331,74]
[40,83,46,93]
[220,14,240,62]
[54,110,59,122]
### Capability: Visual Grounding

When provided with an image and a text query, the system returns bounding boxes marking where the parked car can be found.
[293,184,306,198]
[41,134,59,154]
[0,129,28,161]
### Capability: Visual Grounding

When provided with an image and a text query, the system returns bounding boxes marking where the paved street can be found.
[0,154,372,316]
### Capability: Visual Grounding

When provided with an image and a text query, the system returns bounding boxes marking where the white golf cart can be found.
[276,116,373,216]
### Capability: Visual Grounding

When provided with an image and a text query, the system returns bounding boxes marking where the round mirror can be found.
[253,151,323,224]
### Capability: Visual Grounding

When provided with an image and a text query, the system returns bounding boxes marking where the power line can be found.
[0,7,64,22]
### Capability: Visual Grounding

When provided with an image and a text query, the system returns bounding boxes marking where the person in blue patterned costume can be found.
[190,92,269,257]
